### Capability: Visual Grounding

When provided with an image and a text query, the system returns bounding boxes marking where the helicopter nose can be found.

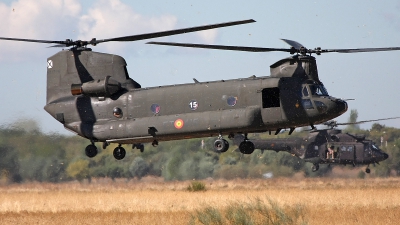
[383,152,389,160]
[331,99,348,115]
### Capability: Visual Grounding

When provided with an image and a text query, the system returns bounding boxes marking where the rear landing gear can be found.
[312,163,319,172]
[113,145,126,160]
[239,134,255,154]
[239,141,255,154]
[365,166,371,174]
[85,144,98,158]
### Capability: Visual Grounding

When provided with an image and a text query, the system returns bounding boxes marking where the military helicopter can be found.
[231,117,400,173]
[1,18,352,161]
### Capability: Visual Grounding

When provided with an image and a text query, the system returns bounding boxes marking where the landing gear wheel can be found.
[152,140,159,147]
[85,144,98,158]
[213,139,229,153]
[239,141,255,154]
[113,146,126,160]
[312,164,320,172]
[366,168,371,174]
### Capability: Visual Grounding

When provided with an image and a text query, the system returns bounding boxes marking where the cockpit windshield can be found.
[372,144,379,150]
[309,84,329,96]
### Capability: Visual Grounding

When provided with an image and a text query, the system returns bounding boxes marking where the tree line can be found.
[0,115,399,183]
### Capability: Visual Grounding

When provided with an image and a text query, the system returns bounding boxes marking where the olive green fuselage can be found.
[44,49,347,145]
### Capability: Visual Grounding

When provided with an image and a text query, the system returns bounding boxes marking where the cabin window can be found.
[227,96,237,106]
[113,107,123,118]
[262,88,280,108]
[151,104,160,114]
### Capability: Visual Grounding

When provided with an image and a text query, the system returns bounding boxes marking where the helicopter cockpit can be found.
[302,82,329,97]
[299,81,346,124]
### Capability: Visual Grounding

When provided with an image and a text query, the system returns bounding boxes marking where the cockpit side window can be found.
[302,86,309,97]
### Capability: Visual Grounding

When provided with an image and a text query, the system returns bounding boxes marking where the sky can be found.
[1,0,400,135]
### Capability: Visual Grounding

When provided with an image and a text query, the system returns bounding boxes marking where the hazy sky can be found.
[1,0,400,134]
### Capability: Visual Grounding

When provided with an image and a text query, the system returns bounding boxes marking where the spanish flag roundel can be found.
[174,119,184,129]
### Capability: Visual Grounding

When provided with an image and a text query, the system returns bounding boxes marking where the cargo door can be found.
[339,145,355,164]
[261,87,282,123]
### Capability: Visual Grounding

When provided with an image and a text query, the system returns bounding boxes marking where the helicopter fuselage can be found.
[43,49,347,146]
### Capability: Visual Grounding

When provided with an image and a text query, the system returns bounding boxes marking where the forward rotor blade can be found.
[146,42,292,53]
[318,47,400,54]
[281,39,305,49]
[95,19,256,44]
[335,117,400,126]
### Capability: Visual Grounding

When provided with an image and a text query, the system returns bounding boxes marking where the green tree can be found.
[346,109,360,131]
[66,159,90,181]
[129,157,149,179]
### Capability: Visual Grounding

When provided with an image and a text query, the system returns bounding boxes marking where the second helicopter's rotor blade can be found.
[318,47,400,54]
[335,117,400,126]
[95,19,256,44]
[146,42,292,53]
[47,44,68,48]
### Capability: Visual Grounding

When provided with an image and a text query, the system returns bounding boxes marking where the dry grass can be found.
[1,177,400,224]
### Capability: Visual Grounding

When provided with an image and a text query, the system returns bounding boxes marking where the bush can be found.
[190,198,308,225]
[187,181,206,192]
[129,157,149,179]
[357,171,366,179]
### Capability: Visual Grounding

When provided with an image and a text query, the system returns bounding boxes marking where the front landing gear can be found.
[213,138,230,153]
[365,166,371,174]
[85,144,98,158]
[113,145,126,160]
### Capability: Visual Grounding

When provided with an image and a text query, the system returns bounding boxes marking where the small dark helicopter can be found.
[0,19,353,160]
[231,117,399,173]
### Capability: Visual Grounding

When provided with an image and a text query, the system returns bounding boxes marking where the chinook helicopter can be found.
[0,19,352,161]
[232,117,400,173]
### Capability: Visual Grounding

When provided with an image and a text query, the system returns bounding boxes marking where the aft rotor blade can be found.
[147,42,292,53]
[335,117,400,126]
[318,47,400,54]
[95,19,256,44]
[0,37,64,45]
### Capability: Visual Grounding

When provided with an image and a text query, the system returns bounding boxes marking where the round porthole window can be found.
[227,96,237,106]
[151,103,160,114]
[113,107,123,118]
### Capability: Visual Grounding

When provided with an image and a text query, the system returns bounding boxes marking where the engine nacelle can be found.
[71,76,121,97]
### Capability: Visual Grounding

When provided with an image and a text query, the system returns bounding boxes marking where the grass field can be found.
[1,177,400,224]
